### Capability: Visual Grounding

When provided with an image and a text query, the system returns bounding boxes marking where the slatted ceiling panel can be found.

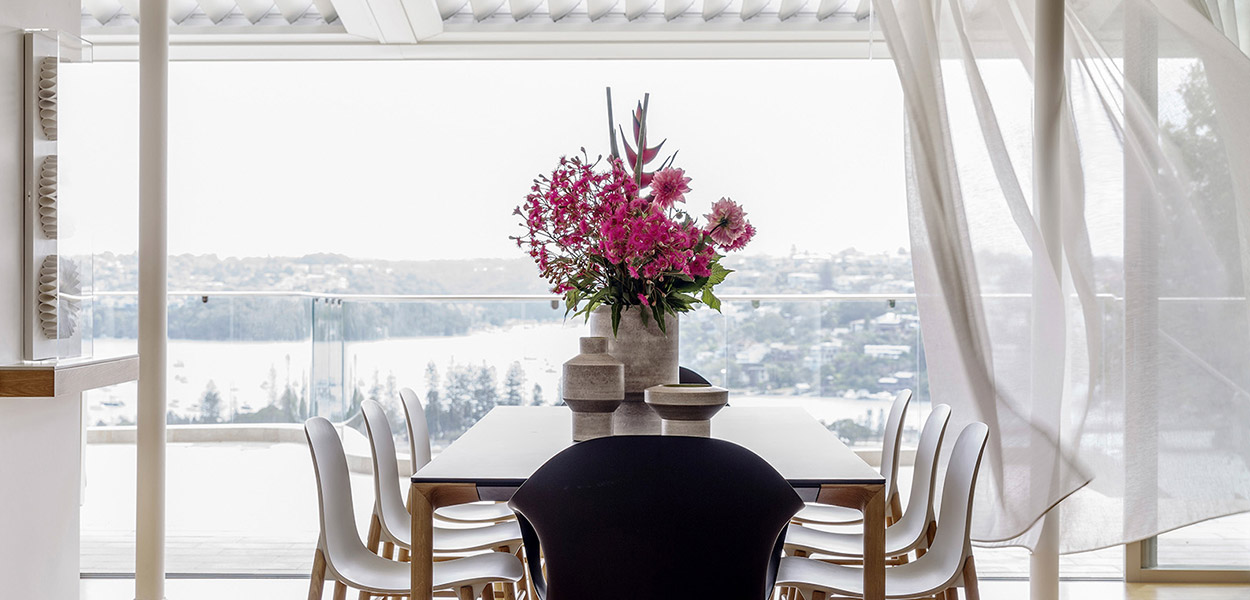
[81,0,869,34]
[275,0,314,22]
[815,0,847,21]
[547,0,582,21]
[510,0,541,20]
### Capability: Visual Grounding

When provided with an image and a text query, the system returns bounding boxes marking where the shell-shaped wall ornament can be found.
[58,258,81,339]
[38,155,57,239]
[39,57,57,141]
[38,254,59,339]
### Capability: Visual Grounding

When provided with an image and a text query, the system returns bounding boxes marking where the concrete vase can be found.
[588,306,679,435]
[562,337,624,441]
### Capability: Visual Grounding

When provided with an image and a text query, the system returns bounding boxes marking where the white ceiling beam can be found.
[331,0,384,38]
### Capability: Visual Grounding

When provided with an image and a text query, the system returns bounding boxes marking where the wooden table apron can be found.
[408,406,886,600]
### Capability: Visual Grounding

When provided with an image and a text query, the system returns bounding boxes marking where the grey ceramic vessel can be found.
[588,306,679,435]
[562,337,624,441]
[644,383,729,437]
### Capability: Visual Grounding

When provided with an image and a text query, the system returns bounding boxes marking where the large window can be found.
[66,58,913,575]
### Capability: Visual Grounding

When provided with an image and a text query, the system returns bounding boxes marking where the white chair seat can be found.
[786,522,916,559]
[776,554,960,600]
[792,502,864,526]
[337,548,524,595]
[436,520,523,553]
[436,501,517,524]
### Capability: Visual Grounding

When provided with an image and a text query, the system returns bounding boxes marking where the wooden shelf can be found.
[0,354,140,398]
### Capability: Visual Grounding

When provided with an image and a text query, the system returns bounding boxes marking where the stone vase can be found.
[644,384,729,437]
[562,337,624,441]
[588,306,679,435]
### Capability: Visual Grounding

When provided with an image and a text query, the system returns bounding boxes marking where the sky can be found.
[56,59,909,261]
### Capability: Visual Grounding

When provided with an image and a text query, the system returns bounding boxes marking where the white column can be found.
[136,0,169,598]
[1030,0,1065,599]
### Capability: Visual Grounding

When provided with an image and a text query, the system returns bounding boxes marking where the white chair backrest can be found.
[928,422,990,576]
[400,388,433,473]
[881,389,914,501]
[304,416,376,566]
[361,400,410,540]
[890,404,951,544]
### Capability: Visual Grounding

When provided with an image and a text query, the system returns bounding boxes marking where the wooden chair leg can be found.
[398,548,410,562]
[457,586,474,600]
[480,585,494,600]
[366,514,382,554]
[962,556,980,600]
[382,541,395,560]
[888,493,903,525]
[308,548,328,600]
[501,582,517,600]
[333,581,348,600]
[810,591,825,600]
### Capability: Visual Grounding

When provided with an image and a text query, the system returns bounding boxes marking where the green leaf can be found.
[653,305,667,333]
[701,288,722,312]
[707,262,732,287]
[611,303,622,337]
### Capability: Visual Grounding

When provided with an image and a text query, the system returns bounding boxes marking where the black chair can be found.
[679,366,711,385]
[508,436,804,600]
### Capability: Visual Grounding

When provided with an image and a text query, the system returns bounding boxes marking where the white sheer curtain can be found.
[876,0,1250,551]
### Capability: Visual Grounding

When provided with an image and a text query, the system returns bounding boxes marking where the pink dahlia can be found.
[648,168,692,208]
[705,197,754,250]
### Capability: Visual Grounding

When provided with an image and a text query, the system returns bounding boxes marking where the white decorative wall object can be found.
[38,255,59,340]
[469,0,506,21]
[39,156,58,239]
[25,31,90,361]
[237,0,277,23]
[740,0,770,20]
[199,0,238,23]
[276,0,315,22]
[509,0,543,21]
[84,0,125,25]
[702,0,730,20]
[39,57,57,141]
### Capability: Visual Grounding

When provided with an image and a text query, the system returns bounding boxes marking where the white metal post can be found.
[137,0,169,598]
[1031,0,1065,599]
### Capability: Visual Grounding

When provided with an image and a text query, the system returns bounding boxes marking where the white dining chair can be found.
[793,388,913,527]
[785,404,951,564]
[361,400,524,564]
[304,416,524,600]
[774,421,989,600]
[399,388,515,525]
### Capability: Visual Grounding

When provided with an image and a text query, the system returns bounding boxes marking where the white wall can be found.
[0,5,90,600]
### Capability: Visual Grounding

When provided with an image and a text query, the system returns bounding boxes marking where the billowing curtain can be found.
[876,0,1250,552]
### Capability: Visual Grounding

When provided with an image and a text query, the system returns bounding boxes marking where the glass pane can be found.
[1155,513,1250,569]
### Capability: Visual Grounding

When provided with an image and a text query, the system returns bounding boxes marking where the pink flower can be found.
[704,197,754,251]
[649,168,692,208]
[637,293,650,306]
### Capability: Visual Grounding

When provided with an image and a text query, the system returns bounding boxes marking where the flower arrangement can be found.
[514,89,755,334]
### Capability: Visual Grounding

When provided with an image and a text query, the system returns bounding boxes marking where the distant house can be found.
[864,344,911,359]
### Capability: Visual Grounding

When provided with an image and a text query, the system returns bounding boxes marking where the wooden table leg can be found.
[815,483,885,600]
[411,482,481,600]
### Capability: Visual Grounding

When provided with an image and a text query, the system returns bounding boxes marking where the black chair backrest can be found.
[679,366,711,385]
[508,436,803,600]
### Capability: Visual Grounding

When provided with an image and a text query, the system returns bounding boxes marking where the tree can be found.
[531,383,544,406]
[470,363,498,420]
[828,419,872,446]
[502,362,526,406]
[200,380,223,424]
[425,362,444,439]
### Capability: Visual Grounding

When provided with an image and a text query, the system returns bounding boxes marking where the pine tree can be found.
[531,383,544,406]
[200,380,223,424]
[502,362,526,406]
[469,363,498,420]
[425,362,443,438]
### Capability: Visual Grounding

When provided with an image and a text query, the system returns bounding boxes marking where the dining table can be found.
[408,405,887,600]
